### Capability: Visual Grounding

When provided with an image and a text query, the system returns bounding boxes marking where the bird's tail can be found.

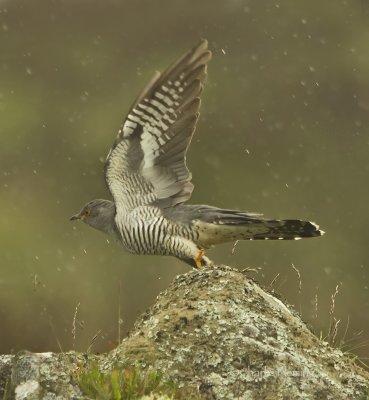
[190,206,325,247]
[234,218,324,240]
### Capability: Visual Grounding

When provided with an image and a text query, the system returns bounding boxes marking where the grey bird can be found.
[70,40,324,268]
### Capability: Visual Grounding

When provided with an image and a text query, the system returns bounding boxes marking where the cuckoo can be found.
[70,40,324,268]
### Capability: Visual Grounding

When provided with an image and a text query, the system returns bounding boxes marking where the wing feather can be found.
[105,40,211,211]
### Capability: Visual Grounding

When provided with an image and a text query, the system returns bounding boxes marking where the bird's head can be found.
[70,199,116,234]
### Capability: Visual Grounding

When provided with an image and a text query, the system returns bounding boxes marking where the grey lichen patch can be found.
[1,265,369,399]
[15,380,41,400]
[5,351,92,399]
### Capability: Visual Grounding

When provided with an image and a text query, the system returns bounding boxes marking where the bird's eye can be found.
[84,209,91,217]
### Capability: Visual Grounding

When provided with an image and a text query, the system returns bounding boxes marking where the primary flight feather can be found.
[70,40,324,268]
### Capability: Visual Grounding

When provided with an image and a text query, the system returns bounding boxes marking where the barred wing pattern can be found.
[105,40,212,212]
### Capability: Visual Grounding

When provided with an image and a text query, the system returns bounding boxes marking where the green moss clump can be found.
[76,363,200,400]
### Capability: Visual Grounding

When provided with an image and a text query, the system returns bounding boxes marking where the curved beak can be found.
[70,213,81,221]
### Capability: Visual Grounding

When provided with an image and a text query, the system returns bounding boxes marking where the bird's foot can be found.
[194,249,213,269]
[194,249,205,268]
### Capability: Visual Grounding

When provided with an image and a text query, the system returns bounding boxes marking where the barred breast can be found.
[115,205,195,256]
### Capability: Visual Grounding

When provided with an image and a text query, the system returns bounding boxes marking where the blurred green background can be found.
[1,0,369,360]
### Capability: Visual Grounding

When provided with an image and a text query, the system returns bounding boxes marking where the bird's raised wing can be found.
[105,40,211,212]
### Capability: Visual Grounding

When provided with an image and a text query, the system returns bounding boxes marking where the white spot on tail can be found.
[310,221,320,230]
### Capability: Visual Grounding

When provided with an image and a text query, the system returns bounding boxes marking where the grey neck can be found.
[88,199,120,239]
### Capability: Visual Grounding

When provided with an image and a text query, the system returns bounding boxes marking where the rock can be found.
[0,355,14,398]
[14,380,41,400]
[1,266,369,399]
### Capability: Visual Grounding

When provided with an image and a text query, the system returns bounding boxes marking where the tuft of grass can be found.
[76,363,201,400]
[1,380,11,400]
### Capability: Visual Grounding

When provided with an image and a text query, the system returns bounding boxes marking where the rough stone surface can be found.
[1,266,369,399]
[14,380,41,400]
[0,355,14,398]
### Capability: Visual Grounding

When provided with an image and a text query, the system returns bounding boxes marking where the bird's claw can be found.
[194,249,205,268]
[194,249,213,269]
